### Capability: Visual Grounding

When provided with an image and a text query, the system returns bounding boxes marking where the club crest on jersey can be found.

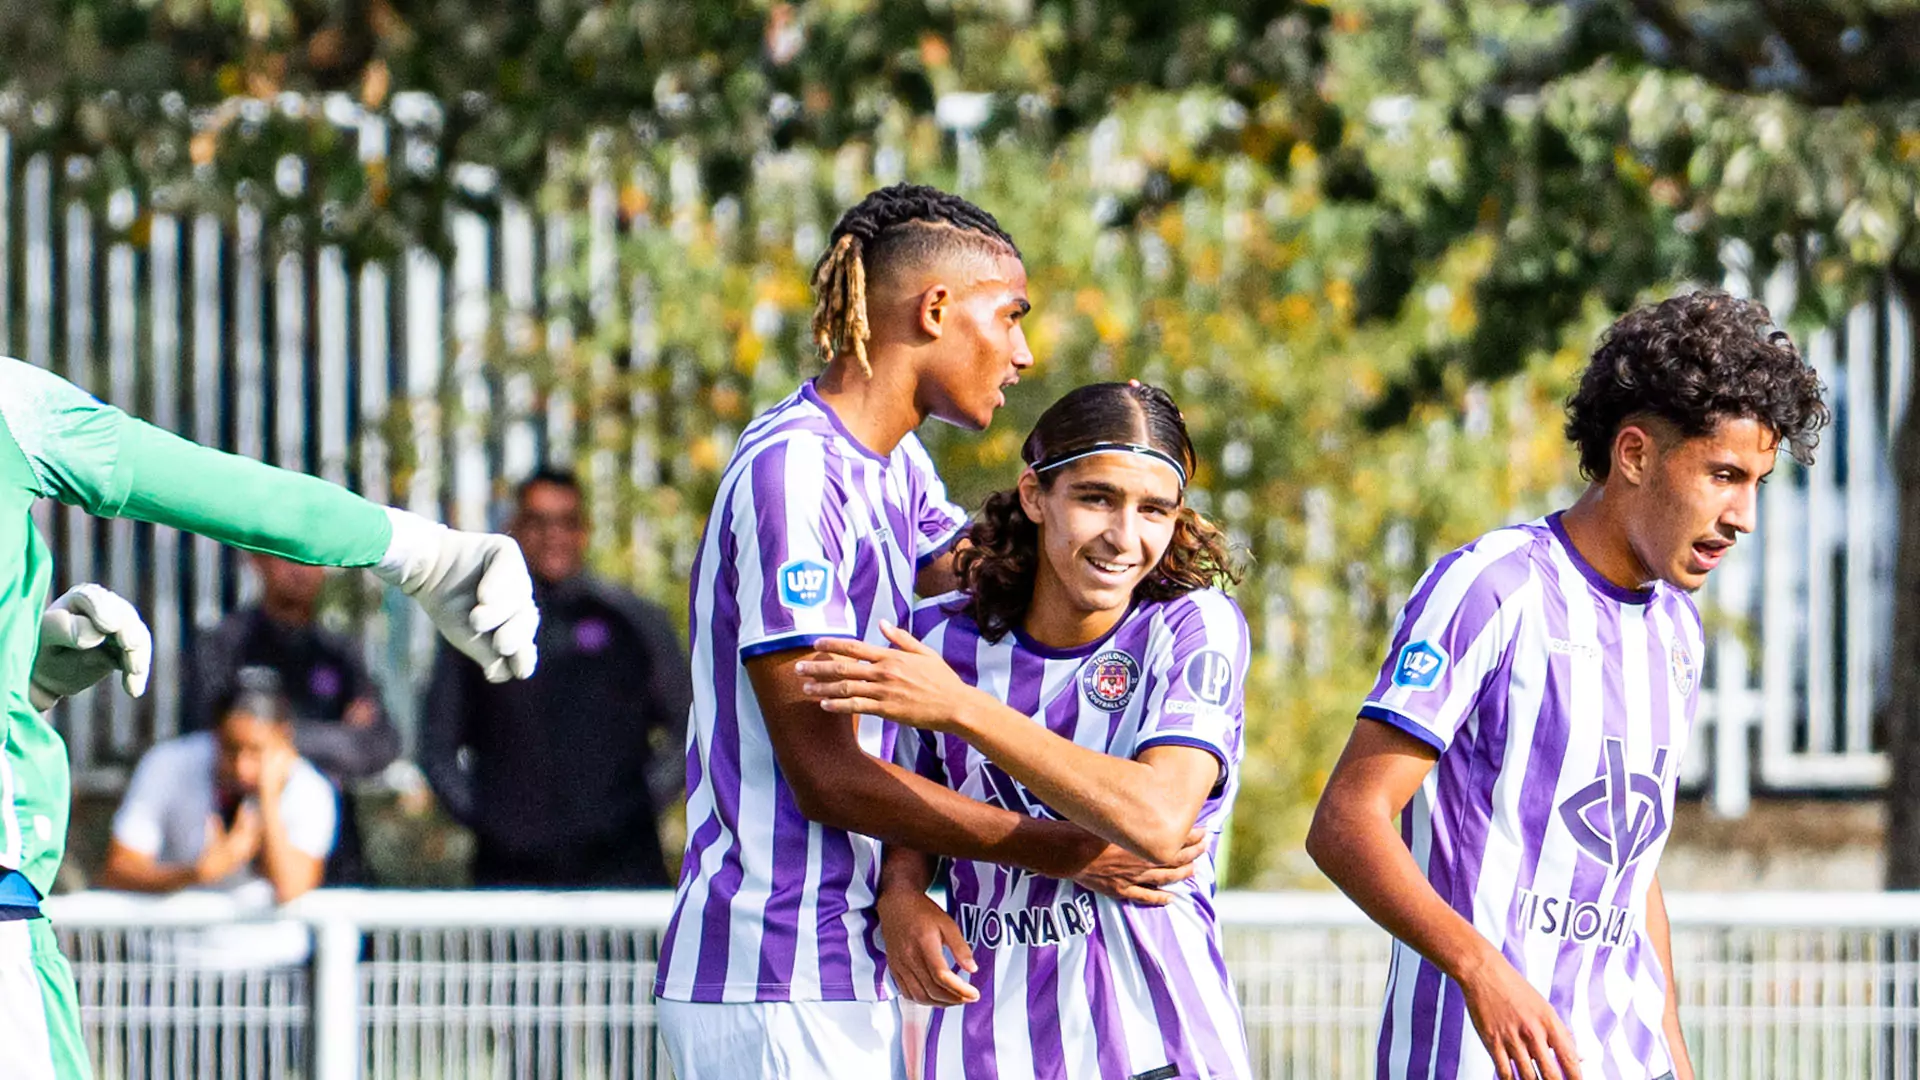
[1081,650,1141,713]
[777,559,831,609]
[1183,649,1236,708]
[1392,640,1448,691]
[1669,642,1697,697]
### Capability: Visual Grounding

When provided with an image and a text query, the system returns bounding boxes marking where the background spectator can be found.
[185,553,399,884]
[99,668,337,906]
[420,468,693,888]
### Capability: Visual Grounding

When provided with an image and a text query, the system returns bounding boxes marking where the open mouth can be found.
[1691,539,1732,570]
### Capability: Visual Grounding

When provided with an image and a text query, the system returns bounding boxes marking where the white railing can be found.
[42,889,1920,1080]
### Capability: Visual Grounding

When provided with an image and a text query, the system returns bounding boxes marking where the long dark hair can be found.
[956,381,1240,640]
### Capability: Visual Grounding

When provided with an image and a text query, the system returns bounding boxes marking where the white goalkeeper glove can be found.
[373,508,541,683]
[31,584,153,712]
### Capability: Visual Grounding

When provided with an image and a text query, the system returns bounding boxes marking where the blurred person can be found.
[99,669,335,906]
[185,553,399,885]
[1308,291,1831,1080]
[0,355,540,1080]
[800,382,1254,1079]
[652,185,1196,1080]
[419,467,694,888]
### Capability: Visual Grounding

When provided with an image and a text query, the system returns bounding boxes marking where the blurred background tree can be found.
[5,0,1916,884]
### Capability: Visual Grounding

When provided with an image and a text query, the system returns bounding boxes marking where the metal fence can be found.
[41,889,1920,1080]
[0,127,1910,814]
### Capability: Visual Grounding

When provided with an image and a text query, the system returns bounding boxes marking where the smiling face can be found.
[1019,452,1185,629]
[1617,415,1778,592]
[915,252,1034,431]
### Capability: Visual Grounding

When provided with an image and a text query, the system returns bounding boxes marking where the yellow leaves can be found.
[1288,141,1318,172]
[1899,131,1920,164]
[190,131,218,167]
[1447,290,1476,336]
[360,60,391,110]
[688,436,721,473]
[1324,278,1354,322]
[710,384,745,420]
[918,33,951,70]
[620,184,651,222]
[1277,292,1317,330]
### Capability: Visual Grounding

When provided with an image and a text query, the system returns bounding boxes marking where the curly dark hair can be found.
[956,382,1242,641]
[1565,289,1831,481]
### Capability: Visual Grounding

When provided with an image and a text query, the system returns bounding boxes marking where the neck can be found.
[1558,485,1657,592]
[260,595,314,628]
[811,351,926,456]
[1021,567,1129,650]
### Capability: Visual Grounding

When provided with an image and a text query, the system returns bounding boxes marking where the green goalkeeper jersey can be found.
[0,356,395,896]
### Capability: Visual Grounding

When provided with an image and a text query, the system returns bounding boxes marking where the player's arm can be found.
[252,742,328,904]
[1,358,537,681]
[751,652,1202,903]
[1309,720,1583,1080]
[1647,874,1694,1080]
[800,609,1242,864]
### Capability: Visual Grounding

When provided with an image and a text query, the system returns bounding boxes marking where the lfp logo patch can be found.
[1081,650,1141,713]
[777,559,832,609]
[1183,650,1236,709]
[1392,640,1449,691]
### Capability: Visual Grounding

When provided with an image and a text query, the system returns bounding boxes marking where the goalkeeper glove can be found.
[373,508,541,682]
[31,584,153,712]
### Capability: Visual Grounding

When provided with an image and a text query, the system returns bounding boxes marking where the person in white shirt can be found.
[99,667,337,907]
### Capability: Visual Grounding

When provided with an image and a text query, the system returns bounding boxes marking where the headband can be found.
[1030,442,1189,487]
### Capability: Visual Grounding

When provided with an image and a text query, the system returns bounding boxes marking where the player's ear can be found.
[1017,469,1045,524]
[1612,423,1655,486]
[917,284,951,339]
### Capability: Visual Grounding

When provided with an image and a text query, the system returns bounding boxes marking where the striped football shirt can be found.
[654,381,968,1003]
[901,588,1254,1080]
[1360,513,1702,1080]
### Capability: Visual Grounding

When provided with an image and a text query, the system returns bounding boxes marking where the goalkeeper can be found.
[0,356,541,1080]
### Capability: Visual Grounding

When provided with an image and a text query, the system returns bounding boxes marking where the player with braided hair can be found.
[657,185,1203,1078]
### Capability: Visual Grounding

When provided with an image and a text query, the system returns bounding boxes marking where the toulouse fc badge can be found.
[1669,642,1697,697]
[1081,650,1141,713]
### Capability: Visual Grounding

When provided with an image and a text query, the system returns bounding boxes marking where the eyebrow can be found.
[1068,479,1179,510]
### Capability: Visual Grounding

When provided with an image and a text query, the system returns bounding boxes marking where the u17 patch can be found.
[1391,639,1449,691]
[777,558,832,609]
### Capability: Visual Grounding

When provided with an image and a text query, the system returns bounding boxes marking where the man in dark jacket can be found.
[185,555,401,884]
[420,468,692,887]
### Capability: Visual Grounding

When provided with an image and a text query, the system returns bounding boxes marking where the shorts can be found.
[656,998,906,1080]
[0,917,91,1080]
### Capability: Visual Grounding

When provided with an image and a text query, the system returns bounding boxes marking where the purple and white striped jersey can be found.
[654,382,968,1004]
[901,588,1254,1080]
[1360,513,1703,1080]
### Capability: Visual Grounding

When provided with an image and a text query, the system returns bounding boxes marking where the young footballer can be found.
[0,356,541,1080]
[654,189,1202,1079]
[1308,290,1829,1080]
[799,381,1254,1080]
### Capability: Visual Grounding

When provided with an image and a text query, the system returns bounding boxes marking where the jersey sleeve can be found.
[900,435,967,567]
[0,357,391,566]
[281,766,339,860]
[733,436,864,659]
[1137,591,1250,796]
[110,745,177,857]
[1360,538,1533,754]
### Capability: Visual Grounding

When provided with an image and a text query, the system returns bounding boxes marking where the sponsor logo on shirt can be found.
[1669,641,1697,696]
[1512,889,1640,948]
[1391,639,1448,690]
[1558,737,1671,871]
[1546,636,1601,660]
[1183,649,1235,708]
[777,559,832,609]
[1081,650,1141,712]
[956,893,1098,949]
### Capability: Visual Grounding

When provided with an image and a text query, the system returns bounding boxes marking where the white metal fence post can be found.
[313,917,362,1080]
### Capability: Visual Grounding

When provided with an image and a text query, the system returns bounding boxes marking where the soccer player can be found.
[798,381,1255,1079]
[654,188,1203,1079]
[0,356,541,1080]
[1307,290,1830,1080]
